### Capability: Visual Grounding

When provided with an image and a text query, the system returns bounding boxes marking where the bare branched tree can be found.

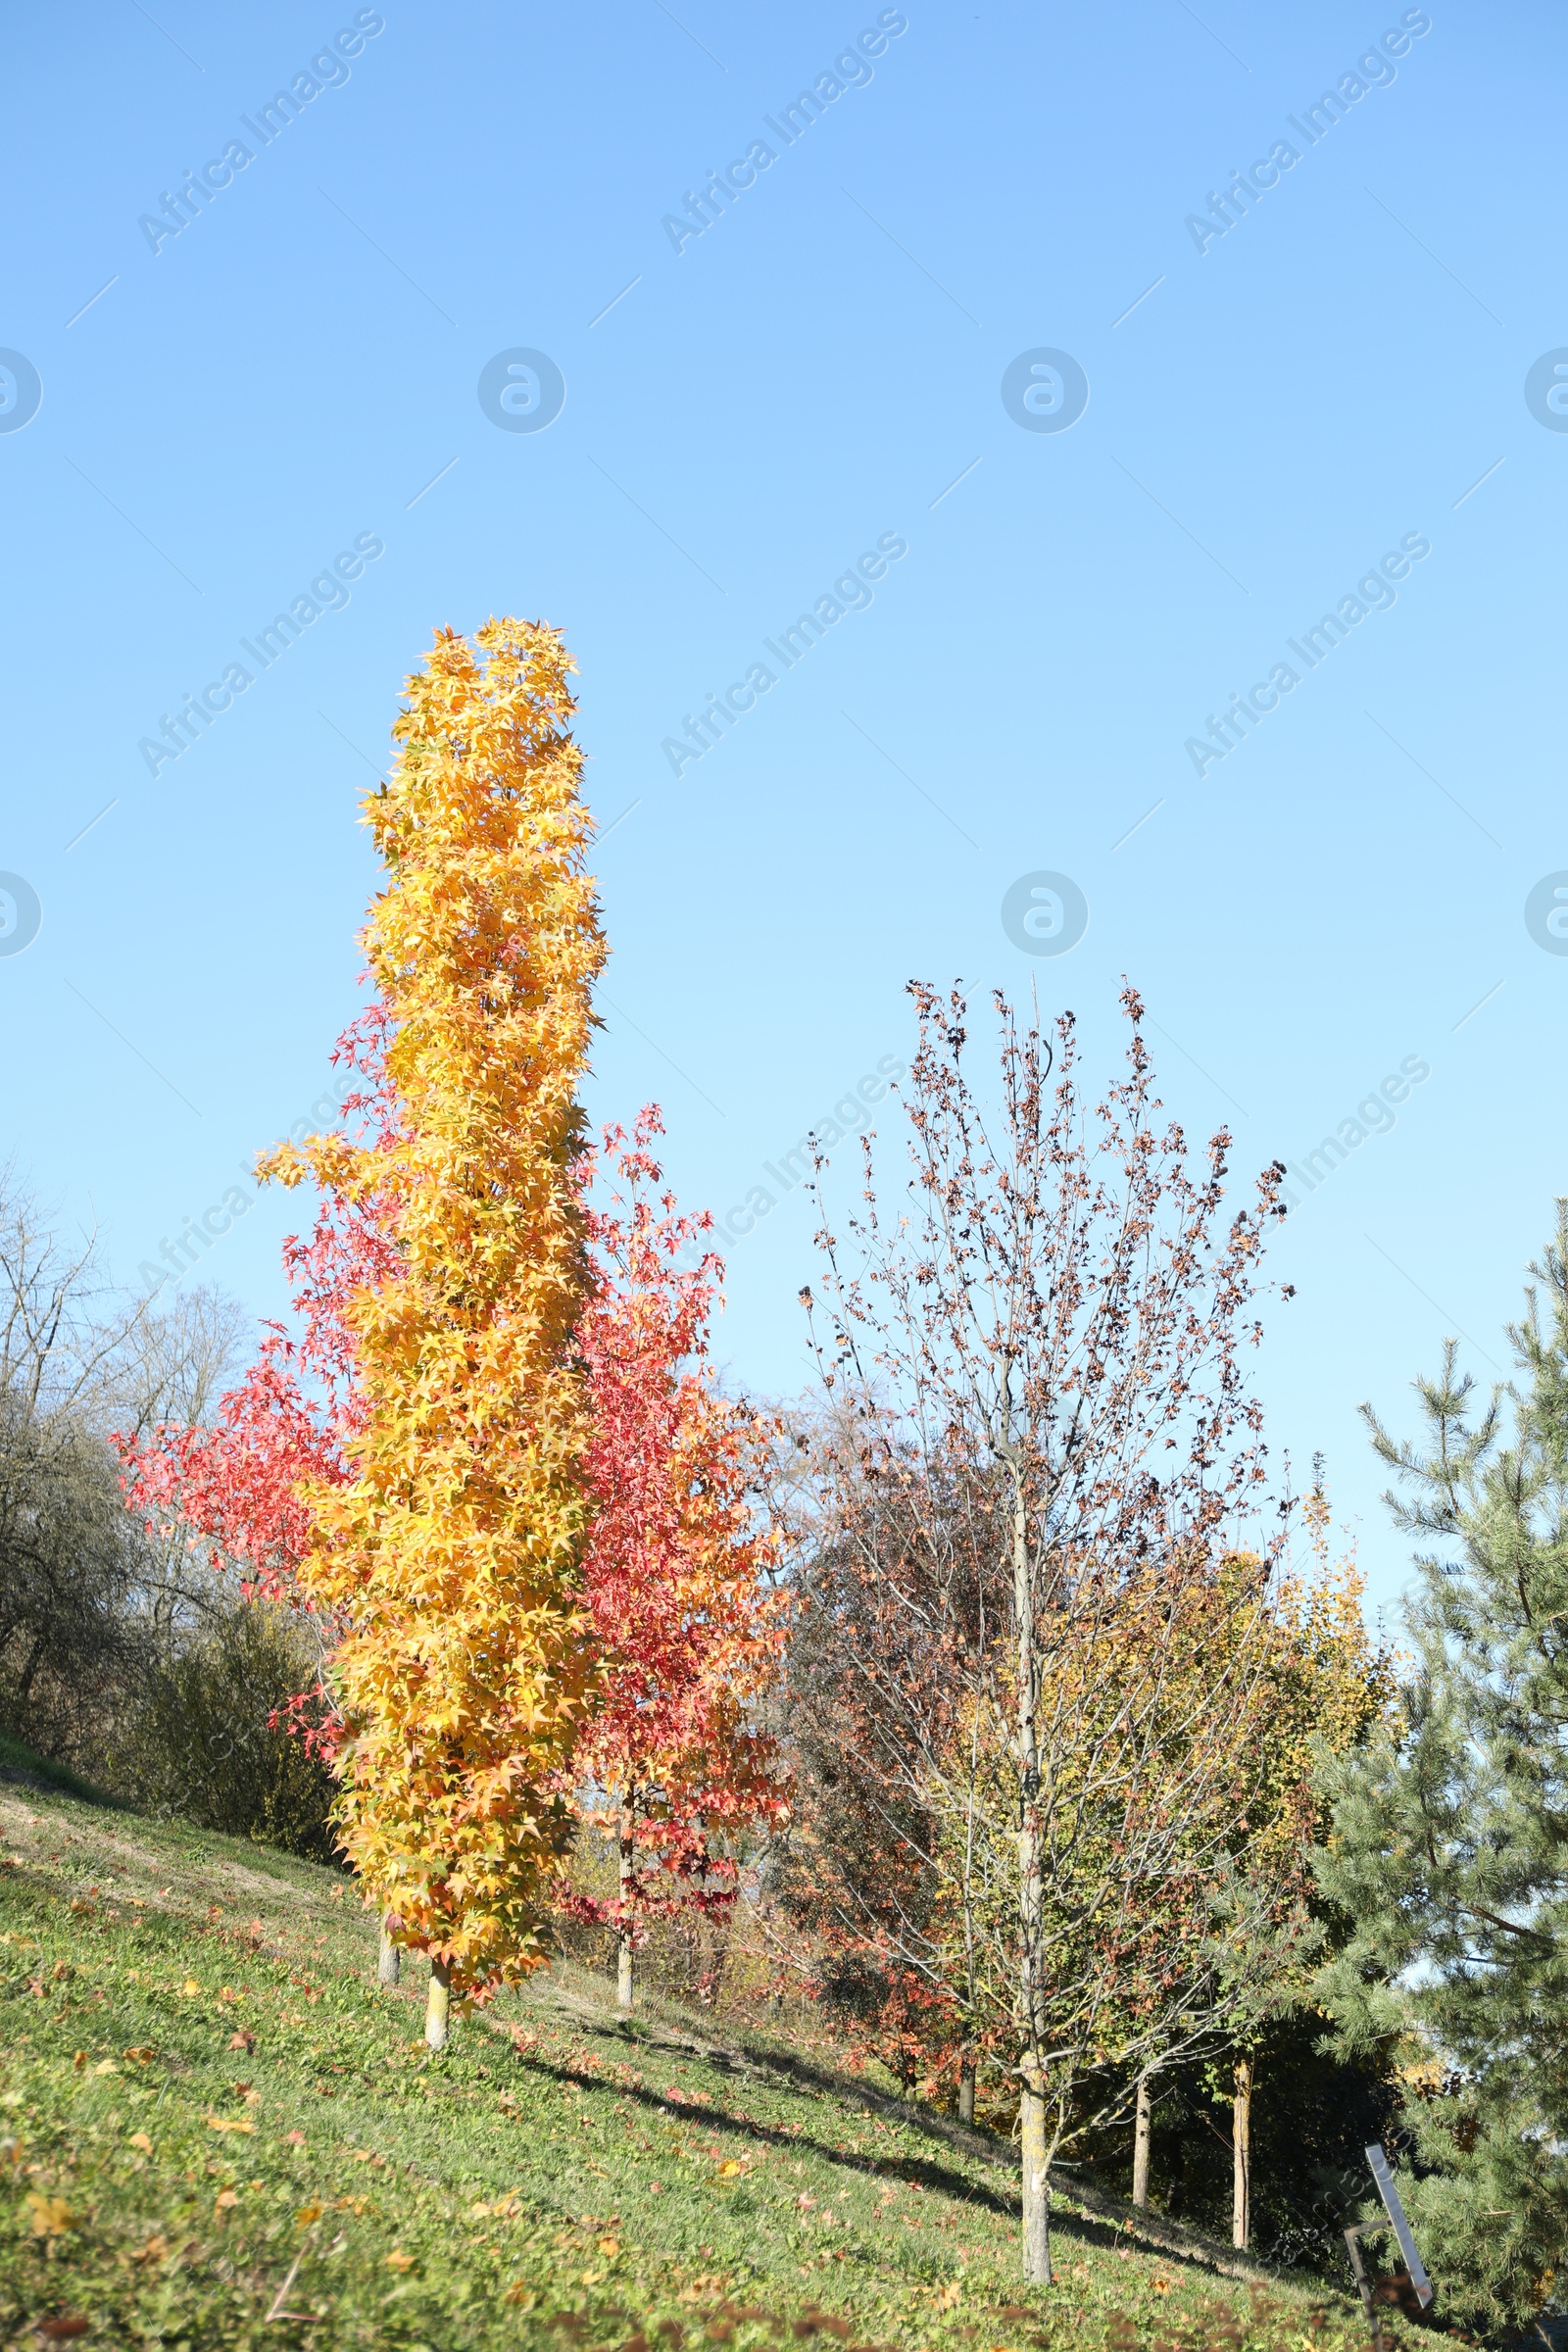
[0,1166,246,1762]
[793,985,1305,2283]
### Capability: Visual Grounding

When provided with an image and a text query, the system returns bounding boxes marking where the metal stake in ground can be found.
[1343,2141,1435,2349]
[1364,2141,1435,2311]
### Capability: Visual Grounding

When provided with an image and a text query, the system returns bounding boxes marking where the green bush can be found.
[112,1601,340,1863]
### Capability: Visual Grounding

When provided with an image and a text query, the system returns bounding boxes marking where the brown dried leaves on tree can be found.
[788,982,1307,2282]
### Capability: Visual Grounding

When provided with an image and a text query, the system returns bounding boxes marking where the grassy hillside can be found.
[0,1731,112,1807]
[0,1780,1411,2350]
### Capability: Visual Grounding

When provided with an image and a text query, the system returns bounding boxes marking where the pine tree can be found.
[1317,1204,1568,2334]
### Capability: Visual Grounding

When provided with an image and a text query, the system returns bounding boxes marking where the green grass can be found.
[0,1731,113,1808]
[0,1782,1411,2351]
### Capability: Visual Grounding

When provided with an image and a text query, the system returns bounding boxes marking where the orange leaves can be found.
[271,620,606,1999]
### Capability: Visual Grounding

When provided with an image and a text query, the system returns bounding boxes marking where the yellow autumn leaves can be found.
[267,620,606,2000]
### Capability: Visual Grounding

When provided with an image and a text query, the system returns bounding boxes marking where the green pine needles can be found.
[1316,1201,1568,2335]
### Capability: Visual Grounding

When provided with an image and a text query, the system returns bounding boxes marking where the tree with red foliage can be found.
[569,1112,792,2014]
[118,1005,399,1607]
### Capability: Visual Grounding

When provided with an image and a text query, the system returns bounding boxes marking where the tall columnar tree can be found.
[1317,1206,1568,2336]
[264,618,606,2043]
[569,1112,792,2013]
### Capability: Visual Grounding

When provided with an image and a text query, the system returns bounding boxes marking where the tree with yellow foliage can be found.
[262,617,605,2044]
[1129,1500,1396,2249]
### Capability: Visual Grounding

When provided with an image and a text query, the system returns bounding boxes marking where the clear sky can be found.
[1,1,1560,1617]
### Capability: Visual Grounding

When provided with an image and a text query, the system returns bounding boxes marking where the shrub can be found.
[112,1601,339,1863]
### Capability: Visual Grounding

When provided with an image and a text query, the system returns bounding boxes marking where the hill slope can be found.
[0,1781,1399,2349]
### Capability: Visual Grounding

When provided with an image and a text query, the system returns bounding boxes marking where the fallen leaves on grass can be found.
[470,2194,524,2223]
[384,2247,416,2273]
[25,2193,74,2241]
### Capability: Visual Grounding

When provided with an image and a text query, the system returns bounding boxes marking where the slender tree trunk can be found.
[959,1699,983,2134]
[1008,1444,1052,2284]
[1020,2079,1052,2283]
[1132,2072,1152,2209]
[1232,2056,1251,2250]
[616,1787,636,2016]
[377,1916,401,1987]
[425,1958,451,2050]
[17,1632,46,1702]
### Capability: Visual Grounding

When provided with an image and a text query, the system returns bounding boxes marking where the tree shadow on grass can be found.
[517,2045,1018,2222]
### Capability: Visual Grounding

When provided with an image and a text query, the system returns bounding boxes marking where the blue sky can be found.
[0,0,1560,1616]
